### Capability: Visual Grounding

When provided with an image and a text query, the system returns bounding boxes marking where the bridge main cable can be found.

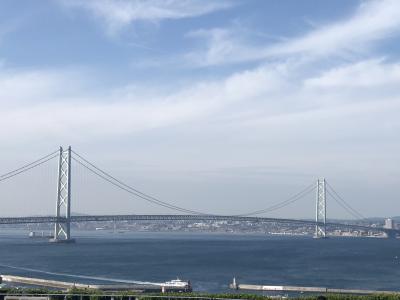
[71,151,210,215]
[325,182,365,220]
[71,150,316,218]
[236,183,316,217]
[0,150,59,183]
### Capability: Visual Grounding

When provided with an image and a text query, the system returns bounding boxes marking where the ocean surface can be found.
[1,230,400,293]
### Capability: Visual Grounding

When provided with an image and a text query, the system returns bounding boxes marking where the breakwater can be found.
[229,278,400,295]
[0,275,191,293]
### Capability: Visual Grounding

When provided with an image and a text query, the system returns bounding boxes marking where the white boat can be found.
[161,278,191,288]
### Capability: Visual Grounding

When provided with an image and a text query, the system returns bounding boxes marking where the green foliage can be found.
[0,287,60,295]
[67,287,104,295]
[2,288,400,300]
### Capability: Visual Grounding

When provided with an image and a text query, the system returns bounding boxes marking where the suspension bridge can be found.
[0,146,398,242]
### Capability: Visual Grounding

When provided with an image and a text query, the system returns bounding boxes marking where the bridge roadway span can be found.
[0,214,397,234]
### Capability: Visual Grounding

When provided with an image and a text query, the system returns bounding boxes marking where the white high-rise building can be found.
[384,218,395,229]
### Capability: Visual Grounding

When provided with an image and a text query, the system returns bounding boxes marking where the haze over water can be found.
[1,231,400,293]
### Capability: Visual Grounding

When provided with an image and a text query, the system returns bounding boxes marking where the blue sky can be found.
[1,0,400,218]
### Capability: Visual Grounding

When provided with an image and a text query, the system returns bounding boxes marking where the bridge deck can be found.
[0,214,396,234]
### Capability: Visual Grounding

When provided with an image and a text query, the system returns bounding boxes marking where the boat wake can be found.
[0,263,161,285]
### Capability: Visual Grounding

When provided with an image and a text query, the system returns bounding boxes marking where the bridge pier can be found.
[50,146,75,243]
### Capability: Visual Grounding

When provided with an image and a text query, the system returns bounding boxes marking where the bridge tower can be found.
[314,178,327,238]
[50,146,74,243]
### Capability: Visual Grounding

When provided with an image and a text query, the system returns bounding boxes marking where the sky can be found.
[0,0,400,219]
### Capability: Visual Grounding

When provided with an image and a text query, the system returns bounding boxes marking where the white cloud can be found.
[187,0,400,66]
[2,56,400,216]
[0,63,288,142]
[0,69,90,106]
[272,0,400,57]
[2,57,399,151]
[185,28,266,66]
[305,59,400,88]
[61,0,233,34]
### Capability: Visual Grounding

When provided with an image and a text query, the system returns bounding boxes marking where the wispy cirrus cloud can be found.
[272,0,400,57]
[2,56,399,147]
[186,0,400,66]
[0,62,287,142]
[185,28,266,66]
[304,58,400,89]
[60,0,234,35]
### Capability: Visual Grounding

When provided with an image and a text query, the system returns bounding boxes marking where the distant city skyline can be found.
[0,0,399,218]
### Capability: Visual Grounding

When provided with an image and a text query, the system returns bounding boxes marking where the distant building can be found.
[384,218,396,229]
